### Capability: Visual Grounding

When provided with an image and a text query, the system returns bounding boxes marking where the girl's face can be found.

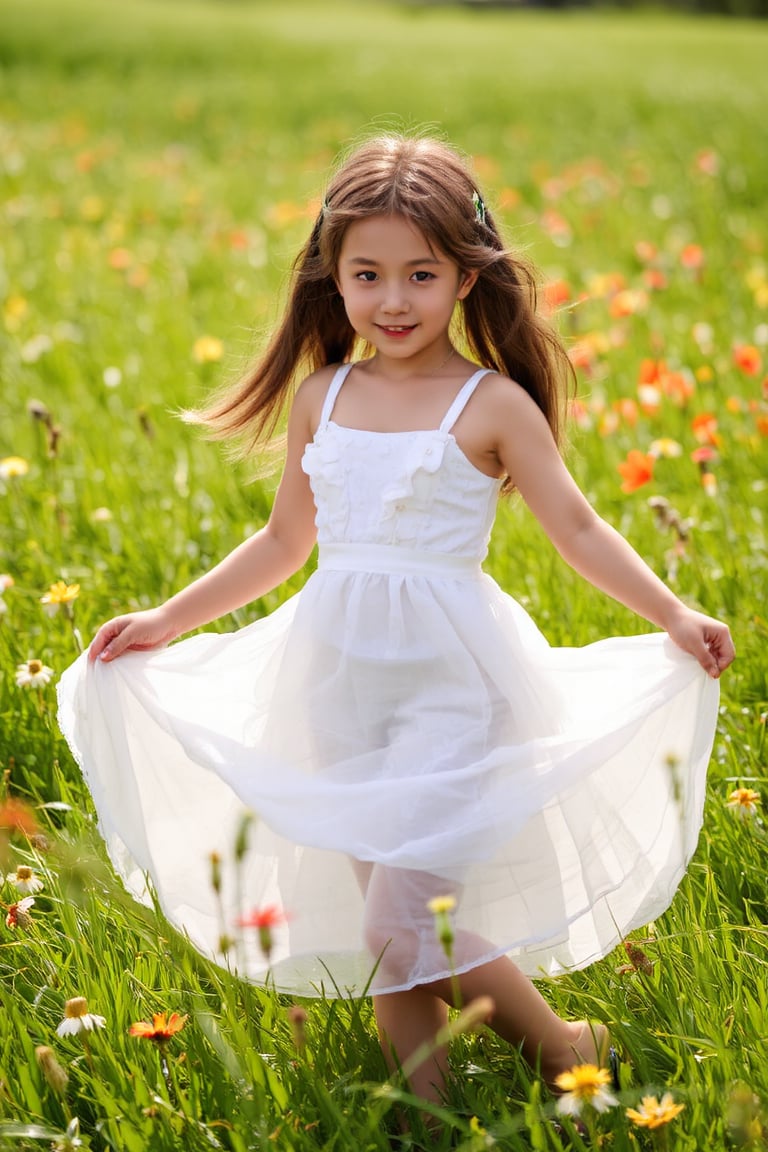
[335,214,477,368]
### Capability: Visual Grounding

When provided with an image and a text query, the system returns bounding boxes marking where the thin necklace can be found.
[426,346,456,377]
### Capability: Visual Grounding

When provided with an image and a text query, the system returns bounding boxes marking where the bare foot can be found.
[541,1021,611,1087]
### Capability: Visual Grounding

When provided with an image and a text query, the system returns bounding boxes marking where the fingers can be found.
[88,618,129,663]
[703,622,736,678]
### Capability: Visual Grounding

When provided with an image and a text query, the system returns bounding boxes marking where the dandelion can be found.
[726,788,761,820]
[129,1011,187,1044]
[626,1092,685,1129]
[236,904,287,961]
[6,864,44,894]
[617,450,654,493]
[0,456,29,479]
[5,895,35,929]
[56,997,106,1037]
[40,581,80,617]
[15,659,54,689]
[192,335,223,363]
[554,1063,619,1116]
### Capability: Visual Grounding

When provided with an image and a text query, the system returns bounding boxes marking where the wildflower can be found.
[648,438,683,458]
[129,1011,187,1044]
[103,366,122,388]
[236,905,287,961]
[0,456,29,479]
[626,1092,685,1128]
[726,788,760,820]
[6,864,44,894]
[15,659,54,688]
[192,335,223,363]
[52,1117,83,1151]
[733,344,761,375]
[0,797,39,838]
[40,581,80,617]
[554,1063,619,1116]
[35,1045,68,1095]
[56,997,106,1037]
[287,1004,308,1052]
[617,450,654,493]
[0,574,13,592]
[680,244,705,271]
[6,895,35,929]
[427,895,457,915]
[691,412,719,445]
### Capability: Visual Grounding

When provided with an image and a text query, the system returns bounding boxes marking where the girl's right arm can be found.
[89,378,322,663]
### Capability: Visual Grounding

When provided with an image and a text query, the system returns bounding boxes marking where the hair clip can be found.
[472,190,486,226]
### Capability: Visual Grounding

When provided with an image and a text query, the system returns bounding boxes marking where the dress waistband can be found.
[317,543,483,579]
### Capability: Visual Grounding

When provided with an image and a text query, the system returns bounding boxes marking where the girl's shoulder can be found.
[292,363,344,432]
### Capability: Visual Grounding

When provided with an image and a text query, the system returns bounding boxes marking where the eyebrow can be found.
[345,256,444,266]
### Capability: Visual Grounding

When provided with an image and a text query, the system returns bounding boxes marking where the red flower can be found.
[236,905,288,961]
[733,344,762,376]
[128,1012,187,1044]
[680,244,705,271]
[617,450,655,493]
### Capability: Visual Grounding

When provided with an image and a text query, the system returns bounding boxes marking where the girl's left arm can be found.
[494,384,735,678]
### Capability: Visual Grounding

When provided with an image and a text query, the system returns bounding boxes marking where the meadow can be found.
[1,0,767,1147]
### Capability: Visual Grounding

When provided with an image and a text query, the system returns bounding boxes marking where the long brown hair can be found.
[185,134,575,484]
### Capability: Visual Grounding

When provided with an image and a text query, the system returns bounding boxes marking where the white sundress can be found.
[57,362,719,997]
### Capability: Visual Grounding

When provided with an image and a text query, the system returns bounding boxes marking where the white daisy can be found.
[15,659,54,688]
[56,997,106,1037]
[6,865,44,894]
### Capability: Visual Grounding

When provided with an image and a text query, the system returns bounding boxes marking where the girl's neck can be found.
[361,345,460,384]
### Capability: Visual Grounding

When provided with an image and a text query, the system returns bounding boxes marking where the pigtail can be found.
[183,211,355,456]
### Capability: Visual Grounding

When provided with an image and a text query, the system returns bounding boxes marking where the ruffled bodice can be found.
[301,363,501,558]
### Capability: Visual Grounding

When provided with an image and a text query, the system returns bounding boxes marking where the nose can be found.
[380,280,409,314]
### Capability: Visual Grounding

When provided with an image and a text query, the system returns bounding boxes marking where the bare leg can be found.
[426,954,608,1085]
[374,988,450,1107]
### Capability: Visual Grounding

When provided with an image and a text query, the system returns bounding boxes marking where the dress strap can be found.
[318,362,355,429]
[439,368,494,434]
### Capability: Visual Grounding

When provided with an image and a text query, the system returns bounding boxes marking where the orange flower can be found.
[680,244,705,271]
[129,1012,188,1043]
[612,397,639,426]
[733,344,762,376]
[662,370,695,406]
[543,279,571,311]
[639,358,666,385]
[691,412,719,445]
[617,450,655,493]
[0,798,39,838]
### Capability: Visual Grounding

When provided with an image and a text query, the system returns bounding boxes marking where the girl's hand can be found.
[88,607,178,664]
[664,608,735,679]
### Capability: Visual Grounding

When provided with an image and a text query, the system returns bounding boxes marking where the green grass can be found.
[1,0,767,1147]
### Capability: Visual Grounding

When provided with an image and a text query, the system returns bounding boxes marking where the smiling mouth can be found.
[377,324,416,333]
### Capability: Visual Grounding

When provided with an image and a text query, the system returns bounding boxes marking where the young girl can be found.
[58,134,734,1106]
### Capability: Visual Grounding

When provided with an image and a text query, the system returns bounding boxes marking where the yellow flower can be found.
[726,788,761,820]
[56,997,106,1037]
[0,456,29,479]
[40,580,80,616]
[427,894,457,915]
[554,1064,618,1116]
[626,1092,685,1129]
[192,335,223,363]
